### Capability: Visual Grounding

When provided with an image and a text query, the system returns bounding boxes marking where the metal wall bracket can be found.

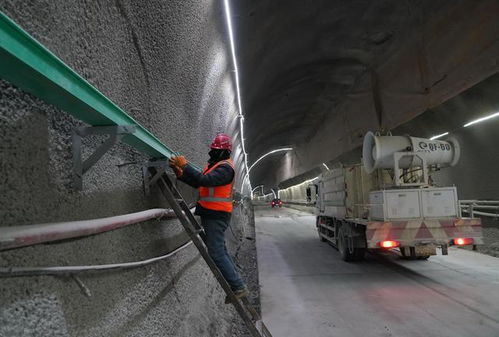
[72,125,136,190]
[142,160,170,196]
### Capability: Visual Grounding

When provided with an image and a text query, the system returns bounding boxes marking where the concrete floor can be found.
[255,206,499,337]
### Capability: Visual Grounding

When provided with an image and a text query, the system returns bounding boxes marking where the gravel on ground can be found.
[228,200,261,337]
[476,218,499,258]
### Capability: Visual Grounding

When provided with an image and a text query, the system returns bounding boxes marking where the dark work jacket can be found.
[179,162,235,221]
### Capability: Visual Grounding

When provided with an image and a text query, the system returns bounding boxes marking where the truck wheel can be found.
[338,227,364,262]
[354,248,366,260]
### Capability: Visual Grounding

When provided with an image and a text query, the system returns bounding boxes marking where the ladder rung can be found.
[241,297,260,321]
[156,171,271,337]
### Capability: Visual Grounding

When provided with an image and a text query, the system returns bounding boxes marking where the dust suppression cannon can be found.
[362,131,460,186]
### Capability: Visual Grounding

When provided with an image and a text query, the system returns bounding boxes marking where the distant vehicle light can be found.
[453,238,473,246]
[379,240,399,248]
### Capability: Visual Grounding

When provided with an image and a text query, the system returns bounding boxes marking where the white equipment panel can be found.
[420,187,458,218]
[385,190,421,219]
[369,187,459,221]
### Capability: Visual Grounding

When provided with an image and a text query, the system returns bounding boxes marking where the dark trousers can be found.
[201,217,245,290]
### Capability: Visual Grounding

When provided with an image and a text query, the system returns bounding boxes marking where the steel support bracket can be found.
[72,125,136,190]
[142,160,171,196]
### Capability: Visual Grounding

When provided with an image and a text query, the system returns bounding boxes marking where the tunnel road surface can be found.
[254,206,499,337]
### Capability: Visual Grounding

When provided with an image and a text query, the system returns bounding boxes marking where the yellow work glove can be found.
[172,165,183,178]
[169,156,187,169]
[168,156,187,178]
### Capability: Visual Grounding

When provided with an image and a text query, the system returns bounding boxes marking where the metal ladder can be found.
[151,169,272,337]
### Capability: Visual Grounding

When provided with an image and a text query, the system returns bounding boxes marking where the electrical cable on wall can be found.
[0,241,194,277]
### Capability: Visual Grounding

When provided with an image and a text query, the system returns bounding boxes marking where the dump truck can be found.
[311,132,483,261]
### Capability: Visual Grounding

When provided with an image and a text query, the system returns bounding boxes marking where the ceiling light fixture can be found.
[223,0,251,194]
[429,132,449,140]
[248,148,293,173]
[322,163,330,170]
[242,147,293,197]
[251,184,264,195]
[463,112,499,127]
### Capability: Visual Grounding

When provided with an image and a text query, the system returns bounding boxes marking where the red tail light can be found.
[453,238,473,246]
[379,240,399,248]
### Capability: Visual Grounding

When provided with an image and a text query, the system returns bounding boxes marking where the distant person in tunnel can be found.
[168,133,248,303]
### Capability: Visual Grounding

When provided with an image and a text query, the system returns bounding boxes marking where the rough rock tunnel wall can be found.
[0,1,251,336]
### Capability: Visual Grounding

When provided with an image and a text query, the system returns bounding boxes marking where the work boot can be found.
[225,287,249,304]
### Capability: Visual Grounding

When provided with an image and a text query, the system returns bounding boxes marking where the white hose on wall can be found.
[0,208,182,251]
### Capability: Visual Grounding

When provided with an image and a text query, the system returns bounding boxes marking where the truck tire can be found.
[338,227,365,262]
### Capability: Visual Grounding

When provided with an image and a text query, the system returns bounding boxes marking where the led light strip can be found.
[429,111,499,140]
[223,0,251,194]
[463,111,499,127]
[429,132,449,140]
[277,175,319,201]
[251,184,264,195]
[241,147,293,195]
[248,148,293,172]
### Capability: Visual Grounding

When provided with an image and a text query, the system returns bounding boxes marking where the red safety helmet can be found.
[210,133,232,151]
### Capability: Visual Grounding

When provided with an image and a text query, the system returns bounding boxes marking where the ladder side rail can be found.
[154,173,264,337]
[157,173,205,238]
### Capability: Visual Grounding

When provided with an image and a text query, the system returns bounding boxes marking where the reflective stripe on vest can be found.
[199,187,233,202]
[197,159,234,212]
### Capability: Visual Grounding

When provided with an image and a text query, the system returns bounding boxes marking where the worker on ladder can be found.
[169,133,248,303]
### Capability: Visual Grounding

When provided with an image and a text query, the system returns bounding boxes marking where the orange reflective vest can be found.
[198,159,234,213]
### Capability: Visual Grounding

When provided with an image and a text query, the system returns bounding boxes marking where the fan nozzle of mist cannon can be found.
[362,131,460,174]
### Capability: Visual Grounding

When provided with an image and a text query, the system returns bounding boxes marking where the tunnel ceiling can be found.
[233,0,456,186]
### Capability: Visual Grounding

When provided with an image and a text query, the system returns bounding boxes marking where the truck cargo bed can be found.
[315,164,483,260]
